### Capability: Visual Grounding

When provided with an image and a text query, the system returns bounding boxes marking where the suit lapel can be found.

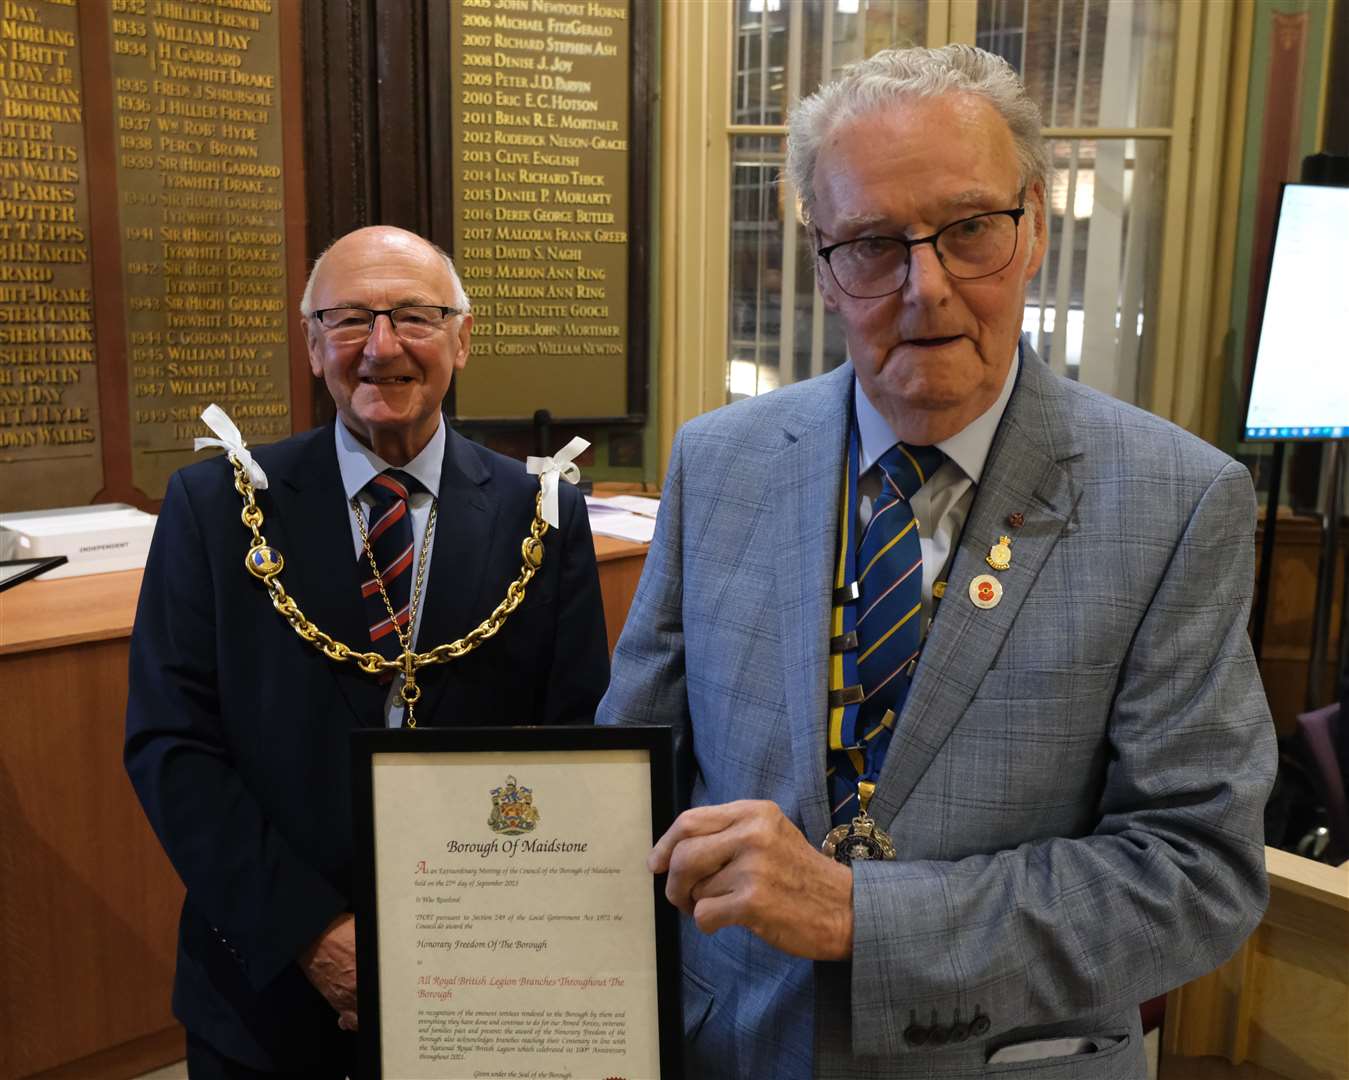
[278,424,389,726]
[777,365,853,846]
[868,351,1084,828]
[410,426,492,724]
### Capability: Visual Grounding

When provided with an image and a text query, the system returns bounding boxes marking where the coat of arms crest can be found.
[488,775,540,835]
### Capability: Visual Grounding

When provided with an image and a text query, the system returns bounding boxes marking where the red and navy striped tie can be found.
[829,442,943,826]
[358,469,425,660]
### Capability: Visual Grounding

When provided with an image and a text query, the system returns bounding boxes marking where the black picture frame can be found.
[0,556,68,593]
[350,724,681,1079]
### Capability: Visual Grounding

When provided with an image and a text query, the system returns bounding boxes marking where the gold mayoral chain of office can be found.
[195,408,585,729]
[196,401,590,722]
[232,455,545,727]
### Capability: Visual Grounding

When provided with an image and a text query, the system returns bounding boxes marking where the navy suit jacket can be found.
[125,422,609,1070]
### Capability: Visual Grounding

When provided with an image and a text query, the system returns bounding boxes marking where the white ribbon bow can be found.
[526,436,589,528]
[194,404,269,490]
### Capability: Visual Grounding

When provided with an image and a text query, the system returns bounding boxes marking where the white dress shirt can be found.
[854,351,1019,630]
[335,417,444,727]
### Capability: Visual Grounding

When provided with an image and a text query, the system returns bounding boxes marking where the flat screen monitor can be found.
[1242,182,1349,441]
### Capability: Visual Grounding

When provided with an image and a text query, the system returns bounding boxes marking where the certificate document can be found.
[352,727,679,1080]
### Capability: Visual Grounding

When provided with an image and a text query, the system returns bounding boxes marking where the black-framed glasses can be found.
[310,305,464,343]
[816,191,1027,299]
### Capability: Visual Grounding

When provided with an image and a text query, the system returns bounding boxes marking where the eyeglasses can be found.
[310,305,464,344]
[816,191,1027,300]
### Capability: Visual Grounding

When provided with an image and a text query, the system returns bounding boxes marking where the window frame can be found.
[658,0,1247,476]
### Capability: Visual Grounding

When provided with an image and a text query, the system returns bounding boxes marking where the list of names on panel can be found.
[0,0,103,507]
[108,0,290,495]
[451,0,630,419]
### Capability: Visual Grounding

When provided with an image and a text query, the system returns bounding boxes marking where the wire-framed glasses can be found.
[816,191,1027,300]
[310,305,463,344]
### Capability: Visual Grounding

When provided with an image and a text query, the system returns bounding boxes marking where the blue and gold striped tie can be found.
[829,442,943,826]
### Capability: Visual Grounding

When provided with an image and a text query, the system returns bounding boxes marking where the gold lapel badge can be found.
[985,535,1012,571]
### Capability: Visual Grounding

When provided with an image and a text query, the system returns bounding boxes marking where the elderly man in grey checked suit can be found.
[598,45,1274,1079]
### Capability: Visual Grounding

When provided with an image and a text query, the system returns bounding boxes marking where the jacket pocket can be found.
[985,1031,1133,1076]
[681,964,716,1042]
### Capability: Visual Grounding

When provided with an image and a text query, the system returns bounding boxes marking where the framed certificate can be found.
[351,725,681,1079]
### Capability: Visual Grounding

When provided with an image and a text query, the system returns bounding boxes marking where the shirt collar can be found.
[335,415,445,501]
[854,348,1019,484]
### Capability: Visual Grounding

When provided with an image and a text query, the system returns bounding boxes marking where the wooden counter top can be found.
[0,569,143,655]
[1265,843,1349,909]
[0,534,649,657]
[592,534,649,563]
[1165,845,1349,1078]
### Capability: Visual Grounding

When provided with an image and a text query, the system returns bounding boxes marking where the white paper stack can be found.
[585,493,660,544]
[0,503,158,579]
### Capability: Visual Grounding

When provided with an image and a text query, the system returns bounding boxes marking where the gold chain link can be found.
[229,452,549,693]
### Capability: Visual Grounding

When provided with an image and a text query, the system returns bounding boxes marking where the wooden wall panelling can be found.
[301,0,377,427]
[626,0,655,420]
[373,0,431,233]
[302,0,458,426]
[302,0,377,254]
[77,2,138,509]
[302,0,466,248]
[1252,510,1346,735]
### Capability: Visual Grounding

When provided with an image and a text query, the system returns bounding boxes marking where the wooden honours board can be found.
[448,0,647,424]
[0,0,307,513]
[0,0,103,507]
[109,0,295,497]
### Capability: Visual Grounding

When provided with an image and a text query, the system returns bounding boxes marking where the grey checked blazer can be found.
[597,347,1275,1078]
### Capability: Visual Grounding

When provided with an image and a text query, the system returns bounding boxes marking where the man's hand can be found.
[300,913,358,1030]
[649,800,853,961]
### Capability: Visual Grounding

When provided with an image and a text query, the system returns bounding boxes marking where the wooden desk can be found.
[593,534,648,654]
[0,570,184,1080]
[1162,847,1349,1080]
[0,534,648,1080]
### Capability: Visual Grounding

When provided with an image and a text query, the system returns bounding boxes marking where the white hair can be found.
[298,231,471,315]
[786,44,1051,225]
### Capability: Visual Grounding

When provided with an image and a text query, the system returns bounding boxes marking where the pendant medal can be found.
[822,810,897,864]
[245,545,284,579]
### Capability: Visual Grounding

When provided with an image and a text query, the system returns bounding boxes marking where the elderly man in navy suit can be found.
[126,226,609,1077]
[599,46,1274,1078]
